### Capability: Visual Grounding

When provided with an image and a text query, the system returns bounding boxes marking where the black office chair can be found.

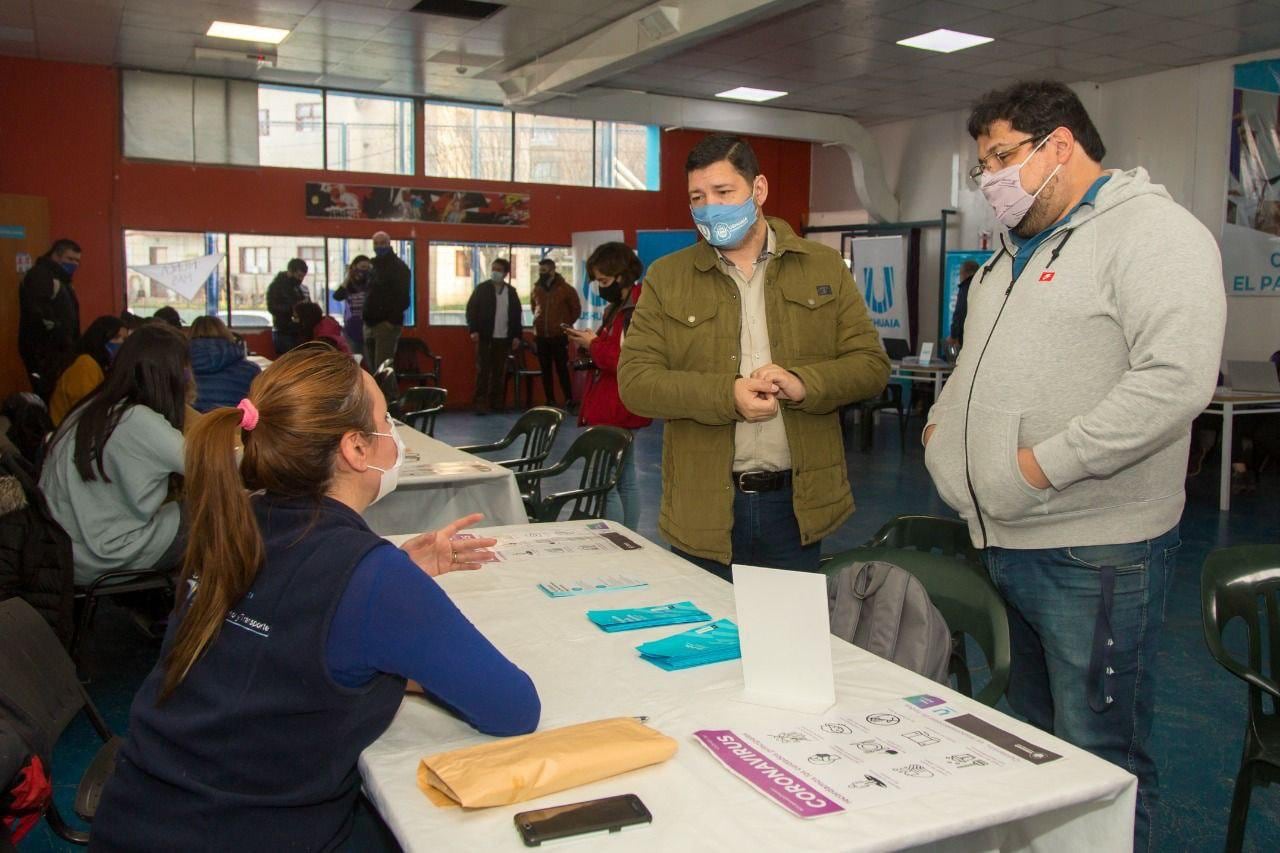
[505,340,542,410]
[394,338,442,387]
[0,598,121,845]
[398,387,447,437]
[458,406,565,474]
[71,568,176,672]
[1202,545,1280,852]
[515,426,632,522]
[373,360,401,417]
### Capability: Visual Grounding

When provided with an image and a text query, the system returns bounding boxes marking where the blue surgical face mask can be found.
[374,246,391,257]
[59,261,79,277]
[491,271,506,284]
[104,341,121,361]
[690,195,758,248]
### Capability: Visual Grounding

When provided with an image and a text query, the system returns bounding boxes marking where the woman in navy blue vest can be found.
[91,345,540,852]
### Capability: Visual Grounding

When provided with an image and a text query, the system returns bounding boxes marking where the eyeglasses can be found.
[968,134,1047,183]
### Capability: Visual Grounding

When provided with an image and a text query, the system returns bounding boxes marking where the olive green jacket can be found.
[617,217,890,563]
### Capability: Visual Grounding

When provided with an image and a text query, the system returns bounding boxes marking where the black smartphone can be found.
[514,794,651,847]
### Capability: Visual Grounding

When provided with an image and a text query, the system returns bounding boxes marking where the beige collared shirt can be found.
[718,227,792,473]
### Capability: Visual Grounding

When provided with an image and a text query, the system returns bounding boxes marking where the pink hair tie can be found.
[237,399,260,431]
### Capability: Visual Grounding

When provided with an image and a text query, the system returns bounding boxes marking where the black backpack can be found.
[0,452,74,647]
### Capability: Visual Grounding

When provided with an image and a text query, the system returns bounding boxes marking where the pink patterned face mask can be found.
[979,134,1060,229]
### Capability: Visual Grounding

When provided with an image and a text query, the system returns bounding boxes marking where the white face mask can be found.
[978,134,1061,229]
[366,414,405,504]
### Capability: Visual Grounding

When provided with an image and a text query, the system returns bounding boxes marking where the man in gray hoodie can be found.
[924,81,1225,853]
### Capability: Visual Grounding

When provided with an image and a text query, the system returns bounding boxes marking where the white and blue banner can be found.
[851,235,910,346]
[570,230,624,329]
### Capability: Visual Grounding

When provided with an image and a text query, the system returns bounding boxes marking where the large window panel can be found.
[326,91,414,175]
[513,114,593,187]
[227,234,327,329]
[423,102,513,180]
[122,71,257,165]
[596,121,660,190]
[258,84,325,169]
[124,230,227,325]
[429,242,571,326]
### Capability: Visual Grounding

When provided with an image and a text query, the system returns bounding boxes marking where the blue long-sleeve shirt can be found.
[326,543,540,737]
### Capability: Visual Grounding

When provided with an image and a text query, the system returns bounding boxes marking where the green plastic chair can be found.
[514,426,632,523]
[398,386,446,437]
[458,406,565,474]
[1201,544,1280,853]
[822,515,1010,707]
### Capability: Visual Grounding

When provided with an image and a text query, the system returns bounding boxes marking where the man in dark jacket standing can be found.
[266,258,310,356]
[364,231,412,372]
[530,258,581,408]
[465,257,522,414]
[19,239,82,400]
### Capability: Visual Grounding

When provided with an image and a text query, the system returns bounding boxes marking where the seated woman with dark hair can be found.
[296,301,352,354]
[48,315,127,426]
[40,323,191,586]
[91,346,539,851]
[189,315,260,413]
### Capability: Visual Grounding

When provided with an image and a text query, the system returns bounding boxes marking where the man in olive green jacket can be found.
[618,134,889,578]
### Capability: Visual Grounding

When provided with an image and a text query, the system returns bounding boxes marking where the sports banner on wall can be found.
[851,235,910,345]
[570,230,625,330]
[127,252,224,301]
[305,182,530,226]
[1223,59,1280,296]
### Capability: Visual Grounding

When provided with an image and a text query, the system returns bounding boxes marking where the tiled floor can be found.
[18,410,1280,851]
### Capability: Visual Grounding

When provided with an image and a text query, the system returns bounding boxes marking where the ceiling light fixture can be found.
[715,86,787,103]
[896,28,992,53]
[206,21,291,45]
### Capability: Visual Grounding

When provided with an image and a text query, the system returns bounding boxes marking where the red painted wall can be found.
[0,57,811,404]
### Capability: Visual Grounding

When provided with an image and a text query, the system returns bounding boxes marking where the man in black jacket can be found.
[364,231,412,372]
[18,239,82,400]
[465,257,523,414]
[266,258,310,355]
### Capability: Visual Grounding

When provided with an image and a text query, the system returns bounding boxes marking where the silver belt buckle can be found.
[736,471,759,494]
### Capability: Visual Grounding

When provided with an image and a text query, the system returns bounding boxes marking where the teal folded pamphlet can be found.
[636,619,741,671]
[587,601,711,633]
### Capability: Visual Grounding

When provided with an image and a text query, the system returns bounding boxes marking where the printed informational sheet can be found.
[458,522,643,563]
[695,694,1062,819]
[537,575,648,598]
[401,460,496,478]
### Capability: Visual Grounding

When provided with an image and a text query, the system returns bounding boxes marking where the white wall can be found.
[812,52,1280,362]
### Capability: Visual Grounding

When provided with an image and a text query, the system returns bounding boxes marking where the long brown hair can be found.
[160,344,376,699]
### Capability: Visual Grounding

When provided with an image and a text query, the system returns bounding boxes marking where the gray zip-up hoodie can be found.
[924,167,1226,550]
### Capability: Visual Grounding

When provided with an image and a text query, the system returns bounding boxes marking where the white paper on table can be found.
[732,563,835,713]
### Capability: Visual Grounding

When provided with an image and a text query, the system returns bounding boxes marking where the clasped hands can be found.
[734,364,805,422]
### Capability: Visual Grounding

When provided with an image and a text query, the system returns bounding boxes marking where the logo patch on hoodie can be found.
[1038,271,1056,282]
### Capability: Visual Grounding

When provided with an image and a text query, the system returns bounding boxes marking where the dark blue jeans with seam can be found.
[672,484,821,582]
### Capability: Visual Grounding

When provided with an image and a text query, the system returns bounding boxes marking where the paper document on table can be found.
[694,694,1062,819]
[538,575,648,598]
[401,460,496,477]
[462,521,643,562]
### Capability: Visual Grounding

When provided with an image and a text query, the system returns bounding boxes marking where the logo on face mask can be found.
[691,195,758,248]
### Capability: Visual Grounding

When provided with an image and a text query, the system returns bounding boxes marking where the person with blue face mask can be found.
[48,315,126,426]
[617,134,890,580]
[19,237,83,400]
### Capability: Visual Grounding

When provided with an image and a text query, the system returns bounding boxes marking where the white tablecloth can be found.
[360,521,1136,853]
[362,426,527,535]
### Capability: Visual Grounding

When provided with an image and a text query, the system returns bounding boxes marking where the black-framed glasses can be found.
[968,134,1047,183]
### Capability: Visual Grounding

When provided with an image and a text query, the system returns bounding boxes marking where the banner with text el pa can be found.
[851,236,910,346]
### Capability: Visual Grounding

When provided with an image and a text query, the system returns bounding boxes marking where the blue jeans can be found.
[984,527,1179,853]
[672,484,821,582]
[604,443,640,531]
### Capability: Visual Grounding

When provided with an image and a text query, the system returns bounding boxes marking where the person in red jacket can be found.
[566,242,651,530]
[295,302,352,355]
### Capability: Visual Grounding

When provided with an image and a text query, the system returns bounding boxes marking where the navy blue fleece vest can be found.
[91,495,405,853]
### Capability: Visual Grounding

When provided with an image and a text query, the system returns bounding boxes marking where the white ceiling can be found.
[3,0,1280,124]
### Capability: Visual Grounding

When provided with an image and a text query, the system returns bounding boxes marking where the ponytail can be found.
[160,407,263,700]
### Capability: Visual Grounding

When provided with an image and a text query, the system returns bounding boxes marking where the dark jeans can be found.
[671,484,821,582]
[474,338,510,411]
[271,330,300,357]
[984,526,1180,853]
[535,335,574,406]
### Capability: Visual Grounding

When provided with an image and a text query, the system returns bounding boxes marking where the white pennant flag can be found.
[128,252,224,301]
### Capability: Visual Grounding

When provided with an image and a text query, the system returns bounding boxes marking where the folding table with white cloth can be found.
[360,521,1136,853]
[361,424,527,536]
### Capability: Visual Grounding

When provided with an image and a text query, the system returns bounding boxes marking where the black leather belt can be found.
[733,470,792,493]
